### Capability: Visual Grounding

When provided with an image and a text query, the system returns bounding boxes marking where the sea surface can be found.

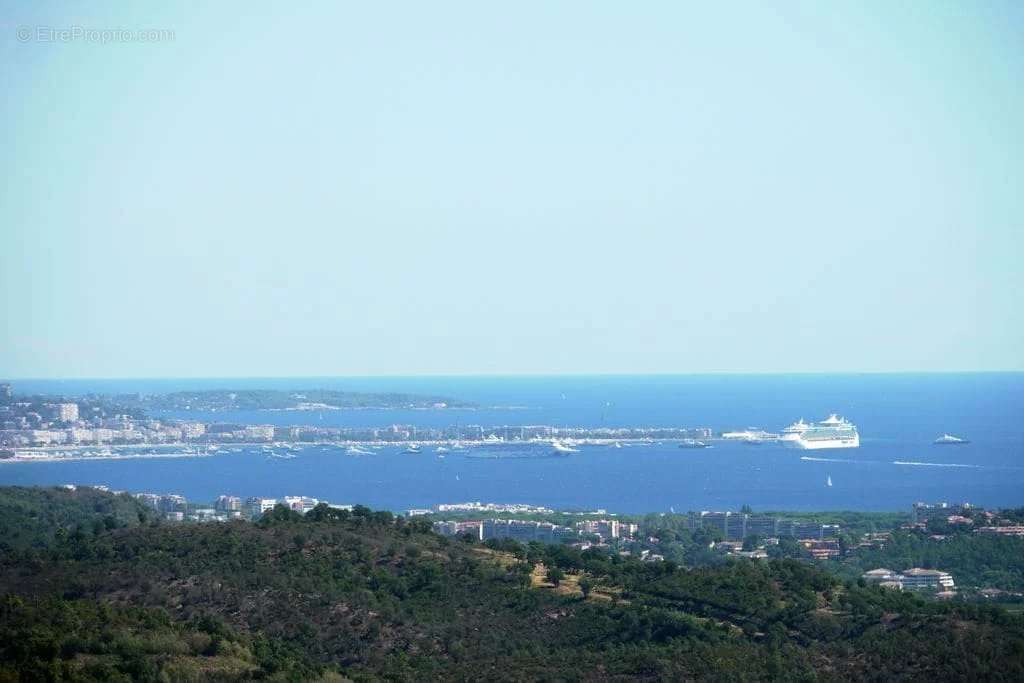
[3,374,1022,513]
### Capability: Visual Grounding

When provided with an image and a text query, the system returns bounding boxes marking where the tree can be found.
[579,577,594,599]
[546,567,565,586]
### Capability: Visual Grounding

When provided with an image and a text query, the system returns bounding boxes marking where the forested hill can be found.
[0,486,155,553]
[1,487,1022,681]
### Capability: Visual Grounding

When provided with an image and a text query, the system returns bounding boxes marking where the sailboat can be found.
[826,475,833,487]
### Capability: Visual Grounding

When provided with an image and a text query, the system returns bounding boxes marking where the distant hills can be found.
[1,486,1022,681]
[130,389,474,412]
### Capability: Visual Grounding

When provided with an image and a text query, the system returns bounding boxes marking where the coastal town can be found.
[47,479,1024,603]
[0,383,714,459]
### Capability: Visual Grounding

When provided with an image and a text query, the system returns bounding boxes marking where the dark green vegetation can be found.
[134,389,473,412]
[2,488,1023,681]
[0,486,155,553]
[834,529,1024,593]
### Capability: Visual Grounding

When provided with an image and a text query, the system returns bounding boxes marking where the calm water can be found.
[3,374,1022,513]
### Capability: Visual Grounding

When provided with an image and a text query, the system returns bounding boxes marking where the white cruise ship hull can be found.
[783,434,860,450]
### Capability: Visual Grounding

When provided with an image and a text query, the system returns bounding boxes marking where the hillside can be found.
[1,487,1022,681]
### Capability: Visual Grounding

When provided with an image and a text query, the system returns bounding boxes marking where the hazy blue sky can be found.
[2,2,1022,377]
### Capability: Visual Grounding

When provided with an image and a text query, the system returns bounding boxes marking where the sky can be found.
[1,2,1022,378]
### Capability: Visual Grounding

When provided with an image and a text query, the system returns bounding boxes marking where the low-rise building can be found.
[800,539,840,560]
[900,568,956,592]
[975,526,1024,537]
[282,495,319,513]
[862,568,900,584]
[864,567,956,592]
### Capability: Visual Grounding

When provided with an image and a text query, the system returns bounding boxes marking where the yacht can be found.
[345,446,372,456]
[780,414,859,450]
[678,439,710,449]
[436,446,450,454]
[934,434,969,445]
[551,440,580,454]
[402,444,422,454]
[722,428,775,442]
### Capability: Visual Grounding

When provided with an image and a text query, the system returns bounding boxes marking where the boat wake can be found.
[892,460,980,469]
[800,456,858,464]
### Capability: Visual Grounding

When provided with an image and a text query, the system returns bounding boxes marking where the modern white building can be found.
[863,567,955,592]
[900,568,956,592]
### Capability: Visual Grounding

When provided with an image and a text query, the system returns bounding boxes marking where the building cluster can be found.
[911,501,1024,536]
[687,511,840,541]
[0,385,714,453]
[129,490,351,523]
[0,394,211,449]
[432,516,638,546]
[434,501,554,514]
[862,567,956,595]
[911,501,975,523]
[577,518,639,541]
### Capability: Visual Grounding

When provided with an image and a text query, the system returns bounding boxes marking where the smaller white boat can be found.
[436,446,450,454]
[402,444,422,454]
[346,446,372,456]
[551,440,580,454]
[934,434,969,445]
[679,439,710,449]
[611,442,622,449]
[826,475,833,487]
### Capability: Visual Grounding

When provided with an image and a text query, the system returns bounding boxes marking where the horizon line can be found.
[3,369,1023,383]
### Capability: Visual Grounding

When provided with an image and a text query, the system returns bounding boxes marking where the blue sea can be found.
[2,374,1022,513]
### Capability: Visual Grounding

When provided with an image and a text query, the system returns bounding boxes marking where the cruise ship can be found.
[780,414,859,450]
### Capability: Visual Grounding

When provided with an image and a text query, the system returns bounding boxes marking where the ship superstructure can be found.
[780,414,859,450]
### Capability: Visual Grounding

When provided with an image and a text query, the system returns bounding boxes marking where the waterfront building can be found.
[66,428,94,443]
[179,422,206,440]
[243,425,275,441]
